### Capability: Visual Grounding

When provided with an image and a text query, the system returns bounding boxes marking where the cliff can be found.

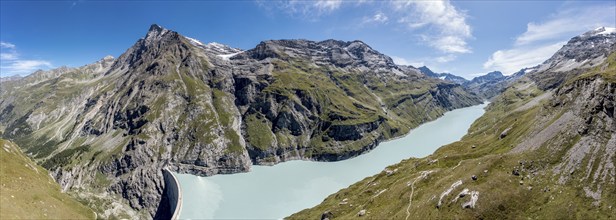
[0,24,481,218]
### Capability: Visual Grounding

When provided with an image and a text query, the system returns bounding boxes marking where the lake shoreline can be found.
[176,103,488,219]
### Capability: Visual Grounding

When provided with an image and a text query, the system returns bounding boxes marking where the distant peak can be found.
[149,24,165,32]
[595,27,616,35]
[350,40,367,45]
[145,24,170,41]
[581,26,616,37]
[486,71,503,77]
[103,55,114,60]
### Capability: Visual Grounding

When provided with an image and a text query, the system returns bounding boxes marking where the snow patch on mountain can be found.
[217,52,242,60]
[185,36,205,47]
[594,27,616,36]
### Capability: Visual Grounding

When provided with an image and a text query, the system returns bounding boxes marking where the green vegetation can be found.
[0,35,482,219]
[145,96,167,121]
[245,113,274,150]
[289,55,616,220]
[0,139,94,219]
[265,60,382,126]
[41,145,90,169]
[246,58,473,159]
[571,52,616,83]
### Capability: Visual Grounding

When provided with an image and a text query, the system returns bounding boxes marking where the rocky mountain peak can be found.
[110,24,187,71]
[418,66,437,77]
[344,40,372,50]
[581,26,616,38]
[318,39,348,48]
[237,38,398,72]
[538,27,615,71]
[148,23,164,31]
[484,71,504,79]
[144,24,172,43]
[417,66,469,85]
[90,55,115,70]
[529,27,616,89]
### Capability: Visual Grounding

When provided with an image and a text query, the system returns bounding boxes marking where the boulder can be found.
[321,211,333,220]
[500,127,512,139]
[358,209,366,217]
[512,169,520,176]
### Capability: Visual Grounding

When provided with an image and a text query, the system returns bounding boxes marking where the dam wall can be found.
[162,168,182,220]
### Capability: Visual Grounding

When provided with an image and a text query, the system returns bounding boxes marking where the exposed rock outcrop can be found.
[0,24,481,218]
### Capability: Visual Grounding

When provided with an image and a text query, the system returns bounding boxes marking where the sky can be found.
[1,0,615,79]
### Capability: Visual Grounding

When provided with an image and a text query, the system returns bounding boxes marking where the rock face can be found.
[463,71,507,99]
[0,24,481,218]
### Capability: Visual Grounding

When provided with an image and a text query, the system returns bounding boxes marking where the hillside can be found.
[289,29,616,219]
[0,139,94,219]
[0,24,481,218]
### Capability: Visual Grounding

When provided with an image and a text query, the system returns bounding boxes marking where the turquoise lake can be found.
[175,103,487,219]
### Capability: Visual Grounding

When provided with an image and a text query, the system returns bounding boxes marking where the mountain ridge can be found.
[0,24,481,218]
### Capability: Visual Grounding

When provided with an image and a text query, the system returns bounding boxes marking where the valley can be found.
[0,24,482,218]
[0,2,614,218]
[290,28,616,219]
[176,103,486,219]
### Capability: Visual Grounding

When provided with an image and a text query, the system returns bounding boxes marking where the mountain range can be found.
[290,27,616,219]
[0,24,482,218]
[2,24,613,219]
[418,66,535,100]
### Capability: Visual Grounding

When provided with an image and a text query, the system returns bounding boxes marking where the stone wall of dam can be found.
[155,168,182,220]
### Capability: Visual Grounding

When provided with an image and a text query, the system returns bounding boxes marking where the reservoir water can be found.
[175,103,487,219]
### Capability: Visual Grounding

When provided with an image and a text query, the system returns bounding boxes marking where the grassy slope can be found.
[245,58,478,159]
[0,139,94,219]
[288,54,616,219]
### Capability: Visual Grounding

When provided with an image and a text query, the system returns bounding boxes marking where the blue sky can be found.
[1,0,615,79]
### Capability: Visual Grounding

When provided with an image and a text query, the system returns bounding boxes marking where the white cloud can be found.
[515,5,616,45]
[0,53,18,60]
[1,60,53,75]
[393,0,472,54]
[484,4,616,75]
[1,41,19,61]
[484,41,565,74]
[8,60,52,71]
[361,11,389,25]
[0,41,52,76]
[1,41,16,49]
[391,56,424,67]
[371,12,388,23]
[436,54,456,63]
[260,0,345,19]
[257,0,472,58]
[313,0,342,12]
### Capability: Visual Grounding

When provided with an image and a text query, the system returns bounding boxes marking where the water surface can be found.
[176,103,487,219]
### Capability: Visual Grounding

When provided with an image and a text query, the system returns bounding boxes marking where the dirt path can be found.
[406,171,433,220]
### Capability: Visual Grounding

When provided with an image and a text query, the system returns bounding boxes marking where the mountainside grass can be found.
[288,56,616,219]
[252,59,477,158]
[245,113,275,150]
[0,139,94,219]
